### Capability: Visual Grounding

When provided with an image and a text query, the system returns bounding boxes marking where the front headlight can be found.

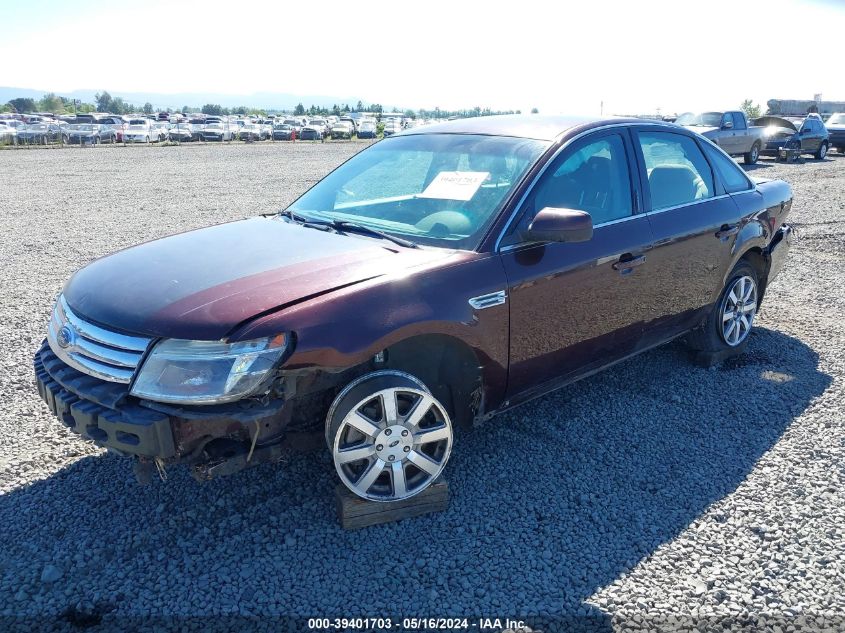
[130,334,289,404]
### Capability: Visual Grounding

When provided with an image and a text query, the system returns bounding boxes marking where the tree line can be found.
[2,91,522,120]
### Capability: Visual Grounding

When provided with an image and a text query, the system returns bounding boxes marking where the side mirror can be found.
[527,207,593,243]
[722,120,734,130]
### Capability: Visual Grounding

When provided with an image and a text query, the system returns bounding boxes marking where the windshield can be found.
[70,124,94,131]
[288,133,547,249]
[827,113,845,125]
[675,112,723,127]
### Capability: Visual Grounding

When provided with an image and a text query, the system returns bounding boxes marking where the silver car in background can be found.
[200,120,233,141]
[123,119,156,143]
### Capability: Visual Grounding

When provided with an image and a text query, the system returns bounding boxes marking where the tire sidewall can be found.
[325,370,429,448]
[697,261,759,353]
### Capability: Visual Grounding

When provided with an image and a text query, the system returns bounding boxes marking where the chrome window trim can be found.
[497,193,734,253]
[495,120,740,252]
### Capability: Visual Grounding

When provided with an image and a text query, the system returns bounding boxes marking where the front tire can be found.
[743,142,760,165]
[326,370,453,502]
[687,260,759,355]
[815,142,828,160]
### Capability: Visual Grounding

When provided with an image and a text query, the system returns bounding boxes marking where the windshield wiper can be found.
[330,220,418,249]
[278,211,418,248]
[277,209,334,230]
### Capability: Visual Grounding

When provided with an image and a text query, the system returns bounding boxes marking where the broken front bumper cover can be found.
[34,343,294,474]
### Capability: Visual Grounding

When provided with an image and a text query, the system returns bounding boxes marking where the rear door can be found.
[631,128,745,347]
[499,129,656,396]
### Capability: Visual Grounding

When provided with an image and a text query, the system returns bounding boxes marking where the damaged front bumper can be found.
[34,342,302,480]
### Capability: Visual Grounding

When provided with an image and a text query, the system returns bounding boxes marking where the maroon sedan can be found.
[35,115,794,502]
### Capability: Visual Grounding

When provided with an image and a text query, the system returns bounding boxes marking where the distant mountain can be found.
[0,86,367,111]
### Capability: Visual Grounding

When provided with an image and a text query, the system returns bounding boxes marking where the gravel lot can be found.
[0,143,843,632]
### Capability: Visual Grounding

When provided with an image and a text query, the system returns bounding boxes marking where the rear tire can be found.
[743,142,760,165]
[815,142,828,160]
[686,260,759,355]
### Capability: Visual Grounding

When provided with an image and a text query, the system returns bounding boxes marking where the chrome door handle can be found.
[612,254,646,273]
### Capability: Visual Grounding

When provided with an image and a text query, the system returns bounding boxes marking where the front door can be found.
[499,130,656,398]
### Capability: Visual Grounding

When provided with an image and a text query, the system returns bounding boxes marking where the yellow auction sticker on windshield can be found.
[418,171,489,201]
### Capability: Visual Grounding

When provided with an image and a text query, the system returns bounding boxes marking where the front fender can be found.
[230,253,510,410]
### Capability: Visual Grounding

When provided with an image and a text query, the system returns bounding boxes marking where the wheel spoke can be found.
[407,450,440,476]
[336,444,375,464]
[404,394,434,428]
[742,279,754,301]
[722,310,735,322]
[391,462,407,497]
[741,303,756,314]
[414,425,450,445]
[741,314,752,332]
[380,391,398,424]
[356,458,385,491]
[346,412,381,438]
[725,320,737,341]
[728,289,739,305]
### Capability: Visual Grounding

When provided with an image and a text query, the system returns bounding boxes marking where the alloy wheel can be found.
[720,275,757,346]
[332,386,452,501]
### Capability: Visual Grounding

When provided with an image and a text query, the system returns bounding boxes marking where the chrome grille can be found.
[46,296,152,384]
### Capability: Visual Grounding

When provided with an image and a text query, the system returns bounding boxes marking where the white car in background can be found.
[123,119,157,143]
[0,121,19,144]
[151,121,170,142]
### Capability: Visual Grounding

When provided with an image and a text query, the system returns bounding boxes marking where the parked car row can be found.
[0,114,391,145]
[677,110,841,163]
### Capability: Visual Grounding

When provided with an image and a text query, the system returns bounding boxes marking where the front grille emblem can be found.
[57,325,74,348]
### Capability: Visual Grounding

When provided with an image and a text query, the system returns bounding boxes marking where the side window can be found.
[501,134,633,246]
[533,135,632,223]
[731,112,747,130]
[721,113,732,128]
[638,131,715,211]
[700,142,752,194]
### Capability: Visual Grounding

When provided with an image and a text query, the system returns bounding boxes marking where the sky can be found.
[1,0,843,115]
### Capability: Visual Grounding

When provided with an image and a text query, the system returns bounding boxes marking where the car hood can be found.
[753,116,797,132]
[62,216,449,340]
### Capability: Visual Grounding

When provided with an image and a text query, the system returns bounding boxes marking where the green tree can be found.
[8,97,36,113]
[294,102,305,116]
[530,107,539,114]
[740,99,761,120]
[355,100,363,112]
[95,91,113,112]
[143,102,153,114]
[38,93,64,113]
[181,105,190,114]
[201,103,224,116]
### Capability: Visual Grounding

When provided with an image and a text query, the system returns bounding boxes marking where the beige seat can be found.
[648,165,704,210]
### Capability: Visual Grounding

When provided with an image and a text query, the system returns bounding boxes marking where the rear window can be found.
[700,142,752,194]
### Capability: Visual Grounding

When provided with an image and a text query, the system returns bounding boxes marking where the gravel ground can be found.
[0,143,843,632]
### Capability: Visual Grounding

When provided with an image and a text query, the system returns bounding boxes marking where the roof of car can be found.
[395,114,649,141]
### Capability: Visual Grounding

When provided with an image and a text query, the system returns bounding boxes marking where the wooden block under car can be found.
[335,479,449,530]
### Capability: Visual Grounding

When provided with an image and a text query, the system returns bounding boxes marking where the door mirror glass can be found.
[722,119,733,130]
[526,207,593,243]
